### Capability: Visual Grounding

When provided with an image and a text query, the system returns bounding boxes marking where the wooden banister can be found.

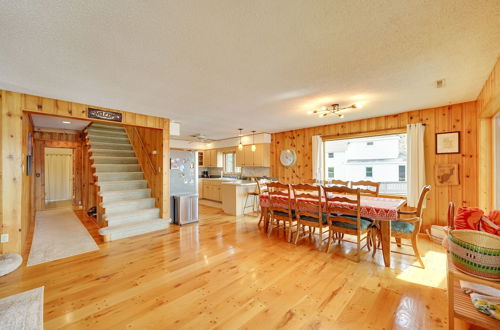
[131,127,157,175]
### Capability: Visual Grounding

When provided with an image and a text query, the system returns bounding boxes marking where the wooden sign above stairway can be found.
[88,108,123,122]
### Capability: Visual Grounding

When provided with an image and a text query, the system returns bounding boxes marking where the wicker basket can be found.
[448,230,500,281]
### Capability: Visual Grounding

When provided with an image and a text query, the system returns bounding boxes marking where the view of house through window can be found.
[324,133,407,195]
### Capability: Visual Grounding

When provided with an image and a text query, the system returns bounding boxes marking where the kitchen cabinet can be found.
[201,180,222,201]
[236,147,245,167]
[253,143,270,167]
[201,149,222,168]
[234,143,270,167]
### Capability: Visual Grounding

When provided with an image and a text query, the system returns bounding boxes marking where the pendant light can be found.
[238,128,243,150]
[251,130,256,152]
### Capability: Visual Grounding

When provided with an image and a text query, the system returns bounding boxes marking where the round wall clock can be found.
[280,148,297,168]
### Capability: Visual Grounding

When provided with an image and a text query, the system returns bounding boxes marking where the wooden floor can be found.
[0,205,449,329]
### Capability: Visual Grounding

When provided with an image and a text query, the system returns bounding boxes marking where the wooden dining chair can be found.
[350,180,380,196]
[256,178,271,227]
[388,185,431,268]
[267,182,295,241]
[324,186,372,262]
[329,179,350,187]
[293,184,327,248]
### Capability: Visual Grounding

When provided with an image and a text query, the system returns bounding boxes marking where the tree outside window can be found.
[328,167,334,178]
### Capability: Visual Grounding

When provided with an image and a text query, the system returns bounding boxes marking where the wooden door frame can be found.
[34,139,83,211]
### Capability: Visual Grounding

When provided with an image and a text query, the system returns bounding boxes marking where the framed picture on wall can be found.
[436,131,460,154]
[435,163,459,185]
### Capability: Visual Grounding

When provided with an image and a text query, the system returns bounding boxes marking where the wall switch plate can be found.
[0,233,9,243]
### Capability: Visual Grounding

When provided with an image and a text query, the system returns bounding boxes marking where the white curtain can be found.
[406,123,426,207]
[45,148,73,202]
[312,135,324,182]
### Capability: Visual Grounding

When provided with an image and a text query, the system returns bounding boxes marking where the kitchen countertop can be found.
[220,181,256,186]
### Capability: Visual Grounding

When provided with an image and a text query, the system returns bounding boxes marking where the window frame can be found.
[365,166,373,178]
[223,151,240,174]
[321,128,408,198]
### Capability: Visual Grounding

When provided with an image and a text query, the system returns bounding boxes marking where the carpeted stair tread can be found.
[97,180,148,191]
[91,123,126,131]
[104,208,160,226]
[101,198,156,214]
[95,172,144,182]
[92,164,141,172]
[87,135,131,144]
[100,188,151,203]
[86,129,128,137]
[98,218,168,240]
[90,149,136,157]
[91,156,138,164]
[88,143,132,151]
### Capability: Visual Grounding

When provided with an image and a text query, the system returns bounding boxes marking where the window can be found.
[323,132,407,195]
[328,152,334,158]
[223,152,240,173]
[399,165,406,182]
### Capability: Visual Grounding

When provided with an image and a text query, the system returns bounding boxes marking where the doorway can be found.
[44,147,74,209]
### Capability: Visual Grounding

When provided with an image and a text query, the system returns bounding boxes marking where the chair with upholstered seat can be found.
[292,184,327,248]
[372,185,431,266]
[267,182,295,241]
[350,180,380,196]
[386,185,431,268]
[324,185,371,262]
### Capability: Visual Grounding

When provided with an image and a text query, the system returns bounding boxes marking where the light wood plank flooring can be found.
[0,205,448,329]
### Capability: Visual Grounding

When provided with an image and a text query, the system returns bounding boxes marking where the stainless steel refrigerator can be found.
[170,150,198,225]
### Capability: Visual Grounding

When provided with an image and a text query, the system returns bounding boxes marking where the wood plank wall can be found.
[270,101,478,231]
[21,114,35,255]
[125,126,167,217]
[0,89,170,254]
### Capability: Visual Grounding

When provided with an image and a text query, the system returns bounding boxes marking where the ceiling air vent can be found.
[435,79,446,88]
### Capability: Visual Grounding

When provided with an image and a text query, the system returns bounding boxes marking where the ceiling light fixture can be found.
[251,130,256,152]
[238,128,243,150]
[62,121,71,124]
[308,103,362,118]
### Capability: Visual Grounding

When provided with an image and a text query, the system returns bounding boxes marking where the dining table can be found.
[259,193,406,267]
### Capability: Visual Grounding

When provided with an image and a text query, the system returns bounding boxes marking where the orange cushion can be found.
[485,210,500,235]
[454,207,484,230]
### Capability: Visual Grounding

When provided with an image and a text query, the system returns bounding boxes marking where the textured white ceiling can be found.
[31,114,90,131]
[1,1,499,140]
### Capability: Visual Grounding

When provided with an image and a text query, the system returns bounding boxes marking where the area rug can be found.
[27,208,99,266]
[0,286,44,329]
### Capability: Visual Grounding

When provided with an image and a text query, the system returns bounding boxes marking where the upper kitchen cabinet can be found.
[201,149,223,167]
[235,143,270,167]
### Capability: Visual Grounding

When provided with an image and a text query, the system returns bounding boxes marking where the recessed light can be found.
[62,121,71,124]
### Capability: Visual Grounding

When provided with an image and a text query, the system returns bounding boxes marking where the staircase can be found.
[85,122,168,241]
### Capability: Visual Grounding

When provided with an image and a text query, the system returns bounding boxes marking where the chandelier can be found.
[308,103,362,118]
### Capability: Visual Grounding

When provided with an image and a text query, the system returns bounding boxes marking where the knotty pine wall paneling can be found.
[0,90,23,254]
[21,112,35,255]
[1,89,171,254]
[125,125,170,219]
[270,102,478,230]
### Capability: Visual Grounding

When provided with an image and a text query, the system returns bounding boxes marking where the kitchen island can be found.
[220,181,258,216]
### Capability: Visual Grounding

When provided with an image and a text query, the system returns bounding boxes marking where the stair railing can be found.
[131,127,158,175]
